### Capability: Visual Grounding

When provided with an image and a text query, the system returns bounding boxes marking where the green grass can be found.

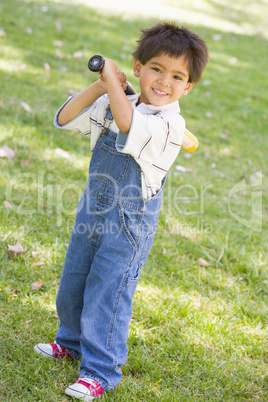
[1,0,268,400]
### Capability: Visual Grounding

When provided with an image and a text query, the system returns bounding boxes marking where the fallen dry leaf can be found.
[53,40,63,47]
[0,145,15,160]
[11,289,18,294]
[31,278,44,290]
[20,102,32,113]
[255,171,264,179]
[55,20,62,32]
[21,159,30,167]
[55,49,63,59]
[44,62,51,72]
[175,165,192,173]
[8,243,24,257]
[183,153,192,159]
[198,257,210,266]
[222,147,231,155]
[31,261,45,267]
[68,89,77,95]
[55,148,69,159]
[212,34,222,41]
[73,51,84,61]
[219,132,229,139]
[58,66,68,73]
[229,57,238,65]
[4,200,11,208]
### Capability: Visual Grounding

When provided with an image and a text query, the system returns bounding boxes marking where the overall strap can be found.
[102,105,114,133]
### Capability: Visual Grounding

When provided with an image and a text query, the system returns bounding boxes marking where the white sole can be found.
[65,386,95,400]
[33,344,54,358]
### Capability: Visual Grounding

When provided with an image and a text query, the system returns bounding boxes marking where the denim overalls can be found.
[55,106,165,391]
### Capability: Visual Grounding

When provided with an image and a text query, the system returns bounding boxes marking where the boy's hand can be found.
[101,57,118,80]
[116,70,128,92]
[98,58,128,92]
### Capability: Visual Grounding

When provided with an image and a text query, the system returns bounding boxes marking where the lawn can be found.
[0,0,268,400]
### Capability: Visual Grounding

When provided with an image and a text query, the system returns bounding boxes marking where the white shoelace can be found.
[78,377,97,388]
[54,342,62,352]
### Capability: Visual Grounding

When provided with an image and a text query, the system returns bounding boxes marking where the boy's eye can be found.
[174,75,181,80]
[152,67,161,73]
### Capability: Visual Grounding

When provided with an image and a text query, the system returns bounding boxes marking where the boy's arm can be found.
[101,58,133,134]
[57,80,107,126]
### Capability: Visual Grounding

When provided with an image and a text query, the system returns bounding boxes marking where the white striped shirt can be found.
[54,93,185,199]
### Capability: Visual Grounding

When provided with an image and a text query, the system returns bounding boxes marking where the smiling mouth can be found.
[152,88,168,96]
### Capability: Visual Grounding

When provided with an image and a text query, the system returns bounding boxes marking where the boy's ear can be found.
[183,82,195,95]
[133,59,142,77]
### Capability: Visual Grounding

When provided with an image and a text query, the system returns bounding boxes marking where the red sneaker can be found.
[33,342,73,359]
[65,377,105,400]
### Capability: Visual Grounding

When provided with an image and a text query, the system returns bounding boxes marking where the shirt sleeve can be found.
[53,94,110,150]
[53,95,92,134]
[116,108,185,166]
[54,94,110,133]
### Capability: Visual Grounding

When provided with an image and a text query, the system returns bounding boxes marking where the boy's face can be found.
[134,53,194,107]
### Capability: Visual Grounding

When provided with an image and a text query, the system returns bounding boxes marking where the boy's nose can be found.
[158,74,170,87]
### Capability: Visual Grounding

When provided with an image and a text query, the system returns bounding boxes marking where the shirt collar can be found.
[127,93,180,114]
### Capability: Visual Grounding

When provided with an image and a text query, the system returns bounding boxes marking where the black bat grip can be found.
[88,55,105,72]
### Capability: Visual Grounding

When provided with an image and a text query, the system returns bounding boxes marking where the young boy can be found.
[34,22,208,400]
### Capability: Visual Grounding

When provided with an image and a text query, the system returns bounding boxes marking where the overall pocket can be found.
[126,228,157,286]
[139,229,157,266]
[119,207,141,250]
[95,142,129,185]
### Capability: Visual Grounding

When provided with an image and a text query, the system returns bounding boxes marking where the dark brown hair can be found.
[133,22,208,83]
